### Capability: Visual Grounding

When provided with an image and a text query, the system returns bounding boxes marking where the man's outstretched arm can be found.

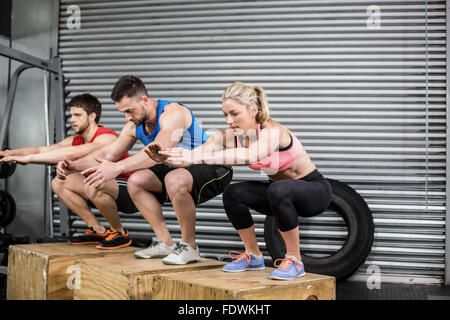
[0,134,117,165]
[83,103,189,188]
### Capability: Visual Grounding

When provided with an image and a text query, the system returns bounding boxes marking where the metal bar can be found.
[43,70,53,238]
[0,44,59,74]
[54,58,66,142]
[46,53,57,239]
[445,0,450,286]
[0,43,67,238]
[51,58,71,237]
[0,64,33,149]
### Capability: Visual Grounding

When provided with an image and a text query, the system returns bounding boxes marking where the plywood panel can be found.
[74,254,225,300]
[7,243,137,300]
[152,268,336,300]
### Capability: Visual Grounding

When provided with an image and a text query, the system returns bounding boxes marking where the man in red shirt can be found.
[0,93,136,249]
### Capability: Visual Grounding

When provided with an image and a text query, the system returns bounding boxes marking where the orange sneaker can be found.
[96,229,132,250]
[69,227,111,245]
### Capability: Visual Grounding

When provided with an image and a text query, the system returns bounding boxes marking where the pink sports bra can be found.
[236,124,303,173]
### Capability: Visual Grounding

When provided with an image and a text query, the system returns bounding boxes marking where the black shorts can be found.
[87,178,138,214]
[148,164,233,206]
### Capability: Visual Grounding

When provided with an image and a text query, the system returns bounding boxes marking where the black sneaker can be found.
[96,229,132,250]
[69,227,111,245]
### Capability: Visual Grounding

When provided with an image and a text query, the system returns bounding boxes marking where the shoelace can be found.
[105,230,126,241]
[84,228,95,236]
[274,257,304,272]
[228,251,251,264]
[173,243,189,255]
[150,241,162,248]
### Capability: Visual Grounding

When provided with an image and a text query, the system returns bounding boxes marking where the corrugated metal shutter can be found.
[56,0,446,284]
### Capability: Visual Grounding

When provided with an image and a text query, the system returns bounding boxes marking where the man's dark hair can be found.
[111,75,149,102]
[66,93,101,123]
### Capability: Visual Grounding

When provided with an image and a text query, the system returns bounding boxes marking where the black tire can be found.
[0,190,16,228]
[264,178,374,281]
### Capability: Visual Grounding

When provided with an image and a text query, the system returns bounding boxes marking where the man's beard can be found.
[73,123,88,134]
[132,112,148,126]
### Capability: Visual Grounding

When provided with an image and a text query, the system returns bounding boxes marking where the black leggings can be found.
[222,170,332,232]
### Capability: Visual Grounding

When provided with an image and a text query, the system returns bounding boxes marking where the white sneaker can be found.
[134,239,176,259]
[162,240,201,265]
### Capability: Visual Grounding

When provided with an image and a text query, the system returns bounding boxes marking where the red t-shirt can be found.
[72,125,132,180]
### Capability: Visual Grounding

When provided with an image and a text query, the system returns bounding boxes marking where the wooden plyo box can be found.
[73,254,225,300]
[152,268,336,300]
[7,243,137,300]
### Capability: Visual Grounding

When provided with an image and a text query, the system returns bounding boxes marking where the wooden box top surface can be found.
[9,243,138,258]
[157,267,335,292]
[76,254,226,275]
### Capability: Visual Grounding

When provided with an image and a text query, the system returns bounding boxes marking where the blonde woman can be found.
[146,82,332,280]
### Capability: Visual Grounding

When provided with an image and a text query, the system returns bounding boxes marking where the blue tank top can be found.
[135,99,209,149]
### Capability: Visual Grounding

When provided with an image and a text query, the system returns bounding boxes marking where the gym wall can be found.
[0,0,11,191]
[2,0,59,240]
[55,0,446,284]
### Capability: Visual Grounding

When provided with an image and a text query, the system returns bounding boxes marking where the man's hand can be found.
[159,147,197,165]
[144,142,169,163]
[0,155,31,165]
[56,159,76,180]
[82,158,122,188]
[0,149,13,159]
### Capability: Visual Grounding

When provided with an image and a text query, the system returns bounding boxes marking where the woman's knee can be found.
[266,182,291,205]
[222,183,255,229]
[266,182,299,230]
[222,183,246,205]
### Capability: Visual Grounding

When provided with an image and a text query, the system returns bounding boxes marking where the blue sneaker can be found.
[270,256,305,280]
[222,251,265,272]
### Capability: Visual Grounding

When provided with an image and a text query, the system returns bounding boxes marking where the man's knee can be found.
[84,184,100,201]
[127,170,161,195]
[164,171,191,196]
[84,182,115,202]
[127,172,144,192]
[51,176,65,194]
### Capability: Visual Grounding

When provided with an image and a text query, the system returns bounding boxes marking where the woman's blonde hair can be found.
[222,82,270,123]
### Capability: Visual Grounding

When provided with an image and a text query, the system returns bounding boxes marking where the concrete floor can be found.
[336,280,450,300]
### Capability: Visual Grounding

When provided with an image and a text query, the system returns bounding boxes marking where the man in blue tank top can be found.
[61,75,233,265]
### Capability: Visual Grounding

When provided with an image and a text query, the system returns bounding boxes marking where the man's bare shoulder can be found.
[160,102,191,128]
[163,102,188,113]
